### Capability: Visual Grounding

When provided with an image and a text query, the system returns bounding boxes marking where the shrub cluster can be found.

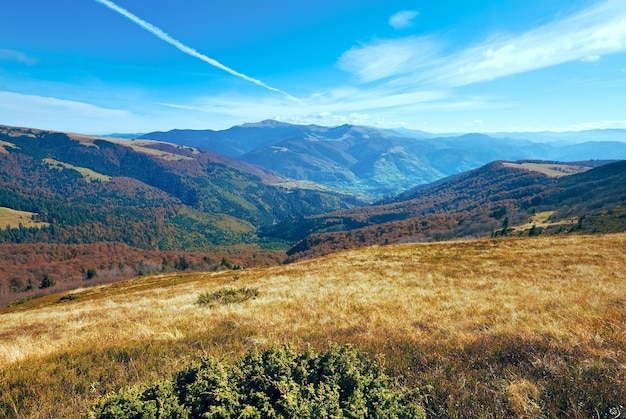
[197,287,259,307]
[92,344,423,418]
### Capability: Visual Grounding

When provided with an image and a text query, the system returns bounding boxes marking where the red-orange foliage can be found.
[0,242,284,306]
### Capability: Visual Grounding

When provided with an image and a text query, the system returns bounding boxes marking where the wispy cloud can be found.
[0,49,37,65]
[341,0,626,87]
[568,119,626,130]
[162,0,626,132]
[435,0,626,86]
[581,55,601,62]
[0,91,138,133]
[389,10,419,30]
[94,0,299,102]
[338,36,441,83]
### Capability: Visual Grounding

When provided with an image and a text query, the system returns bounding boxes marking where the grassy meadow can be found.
[0,207,49,230]
[1,233,625,418]
[43,158,112,183]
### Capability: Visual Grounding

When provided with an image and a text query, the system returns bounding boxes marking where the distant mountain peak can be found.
[240,119,293,128]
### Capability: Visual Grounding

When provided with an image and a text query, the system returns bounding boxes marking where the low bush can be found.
[197,287,259,307]
[58,293,81,303]
[92,344,424,418]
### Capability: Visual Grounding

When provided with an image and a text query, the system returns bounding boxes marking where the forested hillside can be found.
[0,242,284,307]
[0,125,362,248]
[274,160,626,261]
[0,125,362,304]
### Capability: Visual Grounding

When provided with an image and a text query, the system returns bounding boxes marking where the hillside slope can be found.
[143,120,448,197]
[0,125,362,250]
[0,125,366,303]
[273,160,626,260]
[1,233,624,418]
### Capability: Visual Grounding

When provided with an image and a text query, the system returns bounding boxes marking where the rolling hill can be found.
[269,159,626,261]
[3,122,626,305]
[2,122,626,417]
[142,121,448,198]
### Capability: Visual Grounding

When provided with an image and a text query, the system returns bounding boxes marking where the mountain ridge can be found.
[270,159,626,261]
[140,121,626,199]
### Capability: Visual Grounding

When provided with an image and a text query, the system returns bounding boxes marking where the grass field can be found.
[502,161,592,177]
[43,158,112,183]
[1,233,625,418]
[0,140,19,154]
[0,207,49,230]
[94,137,195,161]
[513,210,579,234]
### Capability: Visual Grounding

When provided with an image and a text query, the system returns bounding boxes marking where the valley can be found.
[141,121,626,200]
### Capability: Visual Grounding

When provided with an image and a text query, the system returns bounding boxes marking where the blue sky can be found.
[1,0,626,134]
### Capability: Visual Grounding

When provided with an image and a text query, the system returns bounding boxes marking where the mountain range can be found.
[1,121,626,303]
[141,121,626,199]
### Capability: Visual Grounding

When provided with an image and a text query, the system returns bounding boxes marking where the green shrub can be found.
[84,267,98,280]
[197,287,259,307]
[58,293,81,303]
[93,381,188,419]
[8,297,32,306]
[39,273,55,289]
[92,344,424,418]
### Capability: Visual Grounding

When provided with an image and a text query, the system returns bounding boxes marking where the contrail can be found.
[95,0,300,102]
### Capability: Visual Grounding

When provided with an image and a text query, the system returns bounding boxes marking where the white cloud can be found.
[438,3,626,86]
[0,49,37,65]
[338,36,441,83]
[0,91,139,133]
[157,84,455,131]
[582,55,601,62]
[280,112,374,127]
[389,10,419,30]
[340,0,626,87]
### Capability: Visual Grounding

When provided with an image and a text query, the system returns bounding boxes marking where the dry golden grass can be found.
[1,233,625,417]
[99,137,196,161]
[43,158,112,183]
[0,207,49,229]
[0,125,41,138]
[0,140,18,154]
[513,210,579,233]
[64,131,196,161]
[502,161,592,177]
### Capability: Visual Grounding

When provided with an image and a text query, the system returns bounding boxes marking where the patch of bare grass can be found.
[0,207,49,229]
